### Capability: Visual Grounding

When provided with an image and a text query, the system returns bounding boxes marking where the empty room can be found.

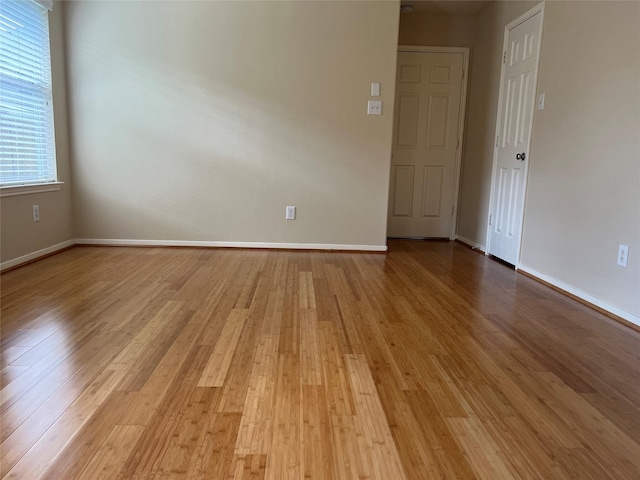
[1,0,639,479]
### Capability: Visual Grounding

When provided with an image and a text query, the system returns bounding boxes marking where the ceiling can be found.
[400,0,491,16]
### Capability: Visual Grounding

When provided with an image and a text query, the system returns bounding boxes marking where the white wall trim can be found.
[0,239,75,271]
[518,263,640,327]
[397,46,469,54]
[0,182,64,198]
[74,238,388,252]
[455,235,486,253]
[1,238,388,272]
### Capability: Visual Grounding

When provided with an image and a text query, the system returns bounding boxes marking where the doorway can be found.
[487,5,544,265]
[387,47,469,239]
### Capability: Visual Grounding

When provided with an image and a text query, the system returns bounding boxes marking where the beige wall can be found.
[64,0,400,248]
[398,12,476,47]
[458,0,639,319]
[521,0,640,318]
[457,0,537,247]
[0,4,74,265]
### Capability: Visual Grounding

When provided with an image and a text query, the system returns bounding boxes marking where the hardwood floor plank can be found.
[1,347,33,368]
[331,297,367,355]
[480,416,572,480]
[1,241,638,479]
[7,328,71,368]
[329,414,370,480]
[1,342,121,471]
[189,412,241,480]
[380,394,442,479]
[298,271,316,310]
[117,312,204,426]
[299,310,322,386]
[114,309,192,394]
[301,385,334,480]
[107,300,184,372]
[234,335,279,455]
[446,416,519,480]
[0,366,28,390]
[154,387,219,479]
[534,371,640,477]
[115,344,214,479]
[317,321,355,416]
[263,354,301,480]
[1,317,107,412]
[40,390,138,480]
[344,354,408,480]
[400,388,477,479]
[7,322,62,350]
[229,454,267,480]
[261,286,284,337]
[216,311,267,414]
[103,281,171,332]
[3,368,126,479]
[356,309,413,391]
[76,424,145,480]
[198,309,249,387]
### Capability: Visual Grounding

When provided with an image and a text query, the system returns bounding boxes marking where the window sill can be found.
[0,182,64,198]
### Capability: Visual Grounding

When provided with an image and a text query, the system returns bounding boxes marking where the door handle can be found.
[516,152,526,161]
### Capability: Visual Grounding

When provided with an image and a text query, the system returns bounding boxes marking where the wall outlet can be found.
[367,100,382,115]
[617,244,629,267]
[285,205,296,220]
[32,205,40,222]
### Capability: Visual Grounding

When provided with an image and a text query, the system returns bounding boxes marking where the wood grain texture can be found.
[1,241,639,479]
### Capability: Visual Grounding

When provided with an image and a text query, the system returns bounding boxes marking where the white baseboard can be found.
[455,235,486,253]
[74,238,388,252]
[0,239,75,271]
[518,264,640,327]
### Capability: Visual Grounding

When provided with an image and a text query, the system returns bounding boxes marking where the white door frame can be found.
[393,45,470,240]
[485,3,545,267]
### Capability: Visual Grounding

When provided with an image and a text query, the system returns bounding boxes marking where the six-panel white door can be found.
[388,51,465,238]
[488,11,543,264]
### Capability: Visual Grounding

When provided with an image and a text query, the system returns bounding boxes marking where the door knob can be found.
[516,152,526,161]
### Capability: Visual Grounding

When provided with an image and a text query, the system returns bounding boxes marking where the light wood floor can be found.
[1,240,639,479]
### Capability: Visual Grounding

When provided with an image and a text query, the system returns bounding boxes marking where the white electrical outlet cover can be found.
[617,244,629,267]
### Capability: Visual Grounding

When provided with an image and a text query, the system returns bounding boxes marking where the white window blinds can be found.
[0,0,56,186]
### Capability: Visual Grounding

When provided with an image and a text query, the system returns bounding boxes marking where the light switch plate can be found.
[367,100,382,115]
[371,82,380,97]
[286,206,296,220]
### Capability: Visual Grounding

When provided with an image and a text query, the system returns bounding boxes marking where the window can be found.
[0,0,55,187]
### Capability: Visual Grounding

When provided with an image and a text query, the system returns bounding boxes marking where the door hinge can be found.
[451,205,455,216]
[503,51,507,63]
[495,135,500,147]
[489,214,493,226]
[461,69,465,81]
